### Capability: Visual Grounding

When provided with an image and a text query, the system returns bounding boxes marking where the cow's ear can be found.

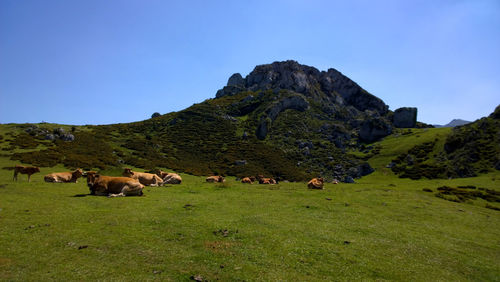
[130,171,135,175]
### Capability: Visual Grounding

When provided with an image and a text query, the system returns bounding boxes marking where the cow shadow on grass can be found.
[72,194,90,197]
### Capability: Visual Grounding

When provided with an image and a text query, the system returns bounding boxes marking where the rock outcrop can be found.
[359,117,392,143]
[255,93,309,140]
[216,60,388,115]
[393,107,417,128]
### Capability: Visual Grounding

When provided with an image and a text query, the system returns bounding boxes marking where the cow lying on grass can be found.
[13,165,40,182]
[122,168,163,186]
[88,174,144,197]
[44,169,83,183]
[257,175,276,184]
[157,170,182,184]
[206,175,225,183]
[308,178,324,189]
[241,177,253,184]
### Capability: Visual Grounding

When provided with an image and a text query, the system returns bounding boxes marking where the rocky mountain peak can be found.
[216,60,388,115]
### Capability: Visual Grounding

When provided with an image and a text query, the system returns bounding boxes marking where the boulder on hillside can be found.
[60,133,75,141]
[359,117,392,143]
[343,176,355,183]
[393,107,417,128]
[256,118,270,140]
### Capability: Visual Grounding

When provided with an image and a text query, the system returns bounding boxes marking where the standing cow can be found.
[13,165,40,182]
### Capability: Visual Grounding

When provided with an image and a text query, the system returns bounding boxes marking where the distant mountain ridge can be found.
[433,119,471,128]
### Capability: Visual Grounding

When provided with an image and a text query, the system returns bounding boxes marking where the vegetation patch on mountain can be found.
[390,105,500,179]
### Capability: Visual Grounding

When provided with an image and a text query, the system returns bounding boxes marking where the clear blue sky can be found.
[1,0,499,125]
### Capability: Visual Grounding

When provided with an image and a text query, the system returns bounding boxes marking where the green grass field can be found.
[1,126,499,280]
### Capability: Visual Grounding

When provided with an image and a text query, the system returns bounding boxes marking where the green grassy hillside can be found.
[0,152,499,280]
[386,107,500,180]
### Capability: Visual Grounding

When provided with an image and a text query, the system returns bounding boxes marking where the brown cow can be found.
[257,175,276,185]
[13,165,40,182]
[44,169,83,183]
[308,178,324,189]
[241,177,253,184]
[84,171,98,188]
[163,173,182,184]
[89,174,144,197]
[206,175,225,183]
[122,168,163,186]
[157,170,182,184]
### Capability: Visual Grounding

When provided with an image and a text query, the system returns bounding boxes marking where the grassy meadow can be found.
[0,126,499,281]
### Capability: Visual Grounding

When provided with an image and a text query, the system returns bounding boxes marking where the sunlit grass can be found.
[0,153,498,280]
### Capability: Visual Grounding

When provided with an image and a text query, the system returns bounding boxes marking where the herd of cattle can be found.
[12,164,331,197]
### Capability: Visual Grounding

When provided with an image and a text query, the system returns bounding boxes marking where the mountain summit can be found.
[217,60,388,115]
[216,60,421,143]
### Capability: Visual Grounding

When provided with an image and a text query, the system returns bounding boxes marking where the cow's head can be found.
[72,168,83,178]
[122,168,134,177]
[34,167,41,173]
[157,170,168,178]
[88,174,101,195]
[86,171,98,187]
[318,178,324,183]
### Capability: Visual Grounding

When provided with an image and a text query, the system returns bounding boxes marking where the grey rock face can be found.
[234,160,247,166]
[256,119,269,140]
[406,154,414,165]
[44,134,56,141]
[216,85,246,98]
[359,118,392,143]
[343,176,355,183]
[60,133,75,141]
[215,60,389,115]
[394,107,417,128]
[53,128,65,135]
[227,73,245,87]
[386,162,396,168]
[255,94,309,140]
[266,94,309,121]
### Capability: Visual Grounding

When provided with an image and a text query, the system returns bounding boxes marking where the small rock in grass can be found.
[190,274,204,281]
[78,245,88,250]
